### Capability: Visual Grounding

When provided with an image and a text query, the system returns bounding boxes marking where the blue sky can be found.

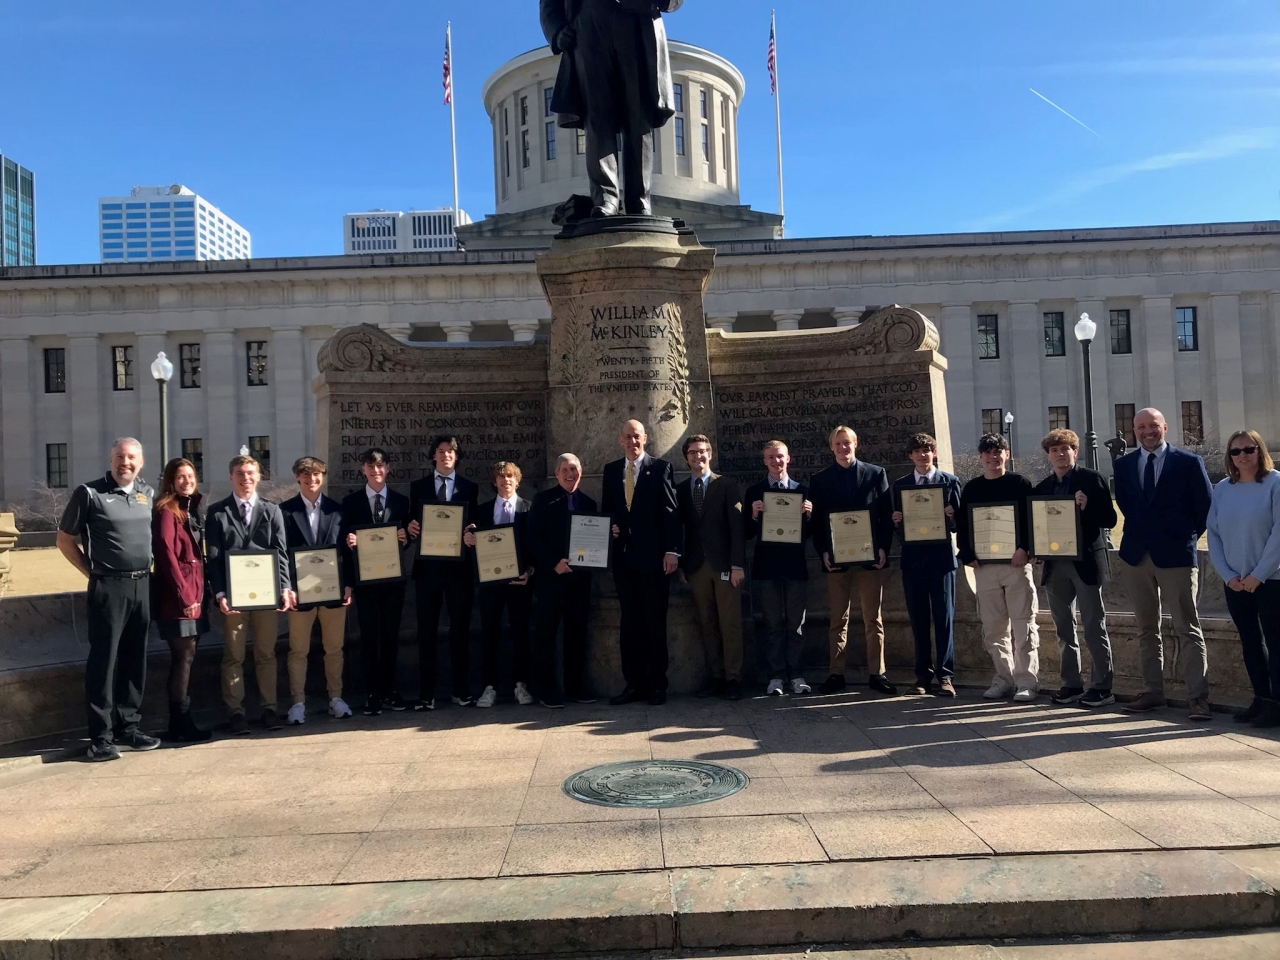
[6,1,1279,264]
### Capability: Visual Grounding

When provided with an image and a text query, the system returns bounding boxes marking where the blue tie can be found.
[1143,453,1157,501]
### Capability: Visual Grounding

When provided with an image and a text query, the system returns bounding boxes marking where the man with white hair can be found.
[57,438,162,761]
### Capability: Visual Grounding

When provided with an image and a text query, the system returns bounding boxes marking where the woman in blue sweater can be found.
[1207,429,1280,727]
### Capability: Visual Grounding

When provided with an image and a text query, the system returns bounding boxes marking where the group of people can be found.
[55,406,1280,762]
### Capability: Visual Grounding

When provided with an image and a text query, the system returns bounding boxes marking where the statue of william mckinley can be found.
[540,0,684,218]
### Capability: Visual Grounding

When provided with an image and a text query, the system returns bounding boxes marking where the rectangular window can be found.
[576,128,586,155]
[503,106,509,136]
[43,348,66,393]
[246,341,268,386]
[112,345,134,391]
[520,95,529,126]
[181,438,204,481]
[673,83,683,114]
[179,343,200,388]
[981,408,1004,438]
[1110,309,1132,354]
[1182,401,1204,445]
[1043,311,1065,357]
[544,87,554,117]
[249,435,271,478]
[545,120,557,160]
[1115,403,1136,448]
[1048,406,1070,431]
[521,129,530,168]
[701,123,709,161]
[46,443,68,489]
[699,88,708,119]
[675,117,686,156]
[977,314,999,359]
[1176,306,1198,351]
[720,100,730,170]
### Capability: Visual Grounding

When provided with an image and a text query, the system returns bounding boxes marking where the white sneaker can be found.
[790,678,812,695]
[1013,687,1039,702]
[328,697,352,719]
[514,682,534,706]
[766,678,784,696]
[983,680,1014,700]
[476,686,497,709]
[287,703,306,725]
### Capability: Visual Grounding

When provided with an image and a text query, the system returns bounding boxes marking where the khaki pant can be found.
[287,605,347,704]
[222,610,282,714]
[974,563,1040,689]
[1121,555,1208,700]
[688,563,744,682]
[826,567,885,677]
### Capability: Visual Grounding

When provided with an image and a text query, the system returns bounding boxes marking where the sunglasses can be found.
[1230,445,1259,457]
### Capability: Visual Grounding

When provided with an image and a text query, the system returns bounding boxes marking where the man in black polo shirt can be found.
[57,437,162,761]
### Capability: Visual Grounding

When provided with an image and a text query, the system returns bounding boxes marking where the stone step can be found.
[3,849,1279,959]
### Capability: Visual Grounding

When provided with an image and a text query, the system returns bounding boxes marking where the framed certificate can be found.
[900,484,949,544]
[291,546,343,605]
[969,502,1020,564]
[567,512,612,570]
[226,549,282,611]
[828,510,876,565]
[1030,496,1083,561]
[761,491,804,544]
[419,503,467,559]
[353,524,405,582]
[474,524,522,584]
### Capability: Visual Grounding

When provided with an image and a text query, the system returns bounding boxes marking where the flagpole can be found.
[772,10,785,238]
[447,22,460,244]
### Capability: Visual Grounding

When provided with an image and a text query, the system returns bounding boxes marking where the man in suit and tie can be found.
[339,448,411,717]
[810,425,897,696]
[463,461,536,709]
[1033,429,1119,709]
[205,454,293,735]
[677,435,747,699]
[1114,407,1214,720]
[527,453,599,707]
[281,456,353,725]
[746,440,814,696]
[891,433,962,697]
[407,435,481,710]
[601,419,682,705]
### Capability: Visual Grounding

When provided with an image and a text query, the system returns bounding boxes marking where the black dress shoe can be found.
[1253,701,1280,728]
[820,673,847,694]
[261,708,284,731]
[229,713,251,735]
[1235,697,1265,723]
[609,686,645,706]
[384,692,408,712]
[647,689,667,706]
[696,678,727,698]
[869,674,898,696]
[724,679,743,701]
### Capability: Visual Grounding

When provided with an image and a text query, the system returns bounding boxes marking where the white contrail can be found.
[1029,88,1103,139]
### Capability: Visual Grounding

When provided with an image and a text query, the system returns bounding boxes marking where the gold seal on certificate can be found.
[226,549,281,611]
[970,503,1019,563]
[567,513,612,569]
[1030,497,1082,560]
[355,525,404,582]
[901,485,948,543]
[475,526,521,583]
[761,491,803,544]
[829,510,875,564]
[419,504,465,558]
[292,547,342,604]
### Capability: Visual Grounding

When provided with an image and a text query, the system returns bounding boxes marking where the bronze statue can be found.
[540,0,684,219]
[1104,431,1128,468]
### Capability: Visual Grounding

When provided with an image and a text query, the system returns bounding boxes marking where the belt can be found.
[90,569,150,580]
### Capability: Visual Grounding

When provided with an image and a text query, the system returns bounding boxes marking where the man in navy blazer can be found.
[892,433,962,697]
[407,435,481,709]
[280,456,353,725]
[1113,407,1214,720]
[601,419,682,705]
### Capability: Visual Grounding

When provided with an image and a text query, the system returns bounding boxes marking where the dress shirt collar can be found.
[433,470,455,498]
[1140,443,1168,466]
[234,493,258,512]
[494,495,517,522]
[625,452,648,472]
[913,467,938,484]
[364,483,387,504]
[693,468,712,484]
[301,492,323,512]
[768,472,793,489]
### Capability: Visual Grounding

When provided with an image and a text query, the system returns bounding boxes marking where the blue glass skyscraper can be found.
[1,153,36,266]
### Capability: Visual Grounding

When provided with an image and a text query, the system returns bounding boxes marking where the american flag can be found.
[443,28,453,105]
[767,16,777,96]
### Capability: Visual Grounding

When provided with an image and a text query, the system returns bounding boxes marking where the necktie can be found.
[240,501,250,526]
[373,493,384,523]
[502,500,512,523]
[625,460,635,510]
[693,477,705,517]
[437,477,447,501]
[1143,453,1157,500]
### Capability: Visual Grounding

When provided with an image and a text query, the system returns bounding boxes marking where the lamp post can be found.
[1073,312,1100,472]
[150,352,174,467]
[1003,410,1015,468]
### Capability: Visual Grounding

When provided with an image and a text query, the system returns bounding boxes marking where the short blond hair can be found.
[762,439,788,454]
[491,460,522,482]
[829,425,857,445]
[228,454,260,474]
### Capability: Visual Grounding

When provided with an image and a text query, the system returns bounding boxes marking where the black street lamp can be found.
[150,351,174,467]
[1073,312,1100,471]
[1003,410,1015,468]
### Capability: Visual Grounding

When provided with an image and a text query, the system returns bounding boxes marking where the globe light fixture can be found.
[151,352,174,465]
[1074,312,1097,344]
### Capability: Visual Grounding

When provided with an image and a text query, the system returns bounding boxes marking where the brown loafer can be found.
[1188,698,1212,721]
[1122,691,1167,713]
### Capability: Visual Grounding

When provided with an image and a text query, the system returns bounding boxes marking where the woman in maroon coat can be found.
[152,458,211,742]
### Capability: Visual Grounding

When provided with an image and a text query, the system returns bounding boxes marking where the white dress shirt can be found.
[301,493,323,540]
[433,471,456,501]
[914,467,939,485]
[365,483,388,519]
[768,473,795,490]
[494,495,517,525]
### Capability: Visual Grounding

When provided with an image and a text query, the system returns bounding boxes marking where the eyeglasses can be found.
[1229,445,1259,457]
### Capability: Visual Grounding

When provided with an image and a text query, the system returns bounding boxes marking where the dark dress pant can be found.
[1225,581,1280,700]
[902,567,955,685]
[354,582,406,702]
[480,581,533,689]
[416,571,474,700]
[614,570,670,693]
[535,571,592,700]
[85,575,151,742]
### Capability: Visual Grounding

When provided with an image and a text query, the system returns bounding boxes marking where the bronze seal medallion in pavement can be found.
[563,759,748,808]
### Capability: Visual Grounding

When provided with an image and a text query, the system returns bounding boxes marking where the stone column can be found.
[134,333,169,470]
[1073,300,1111,472]
[67,334,103,486]
[706,316,735,334]
[1270,293,1280,439]
[272,326,306,478]
[1140,296,1178,421]
[203,331,238,496]
[772,309,803,332]
[939,303,977,448]
[832,308,864,328]
[1008,301,1043,462]
[508,319,541,342]
[440,321,473,344]
[0,337,33,502]
[1209,293,1245,443]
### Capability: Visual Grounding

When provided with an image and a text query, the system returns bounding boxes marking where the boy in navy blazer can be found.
[1113,407,1214,720]
[892,433,962,697]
